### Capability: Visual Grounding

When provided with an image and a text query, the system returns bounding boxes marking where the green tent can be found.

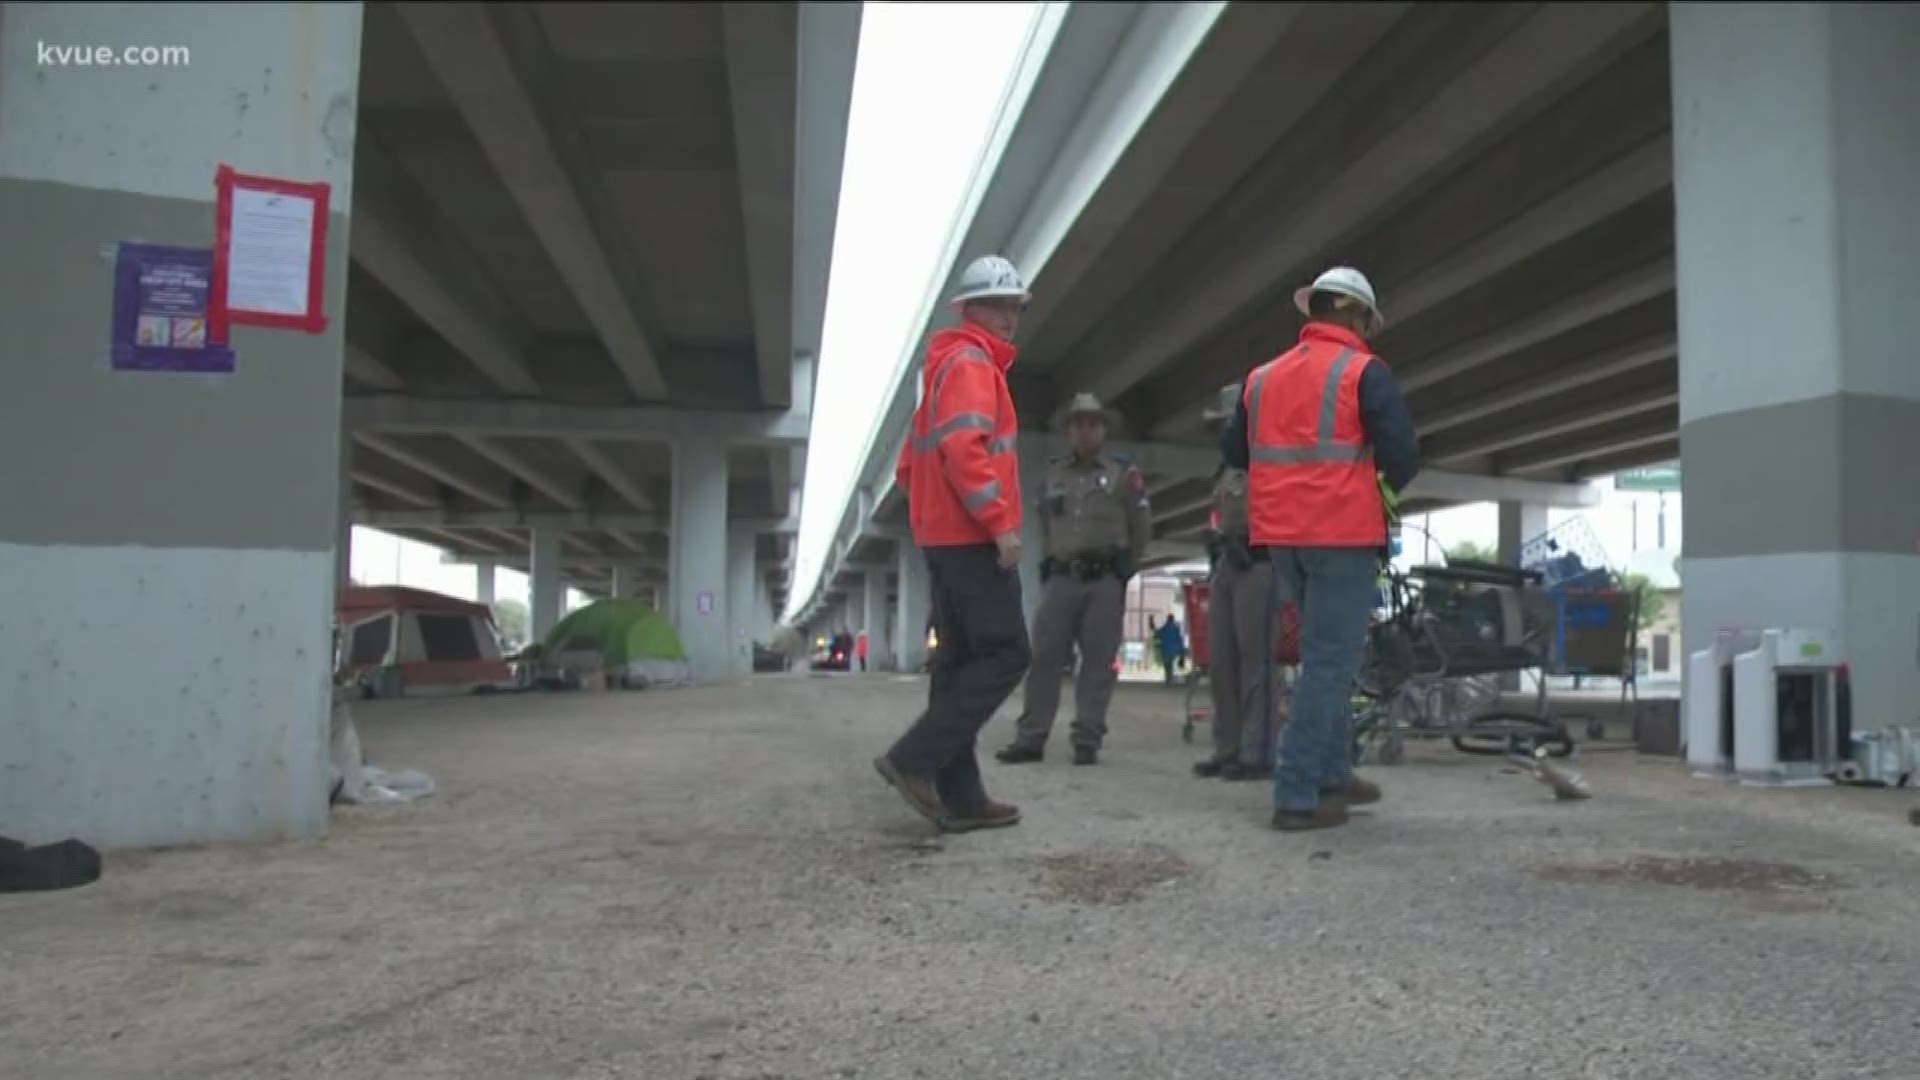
[543,599,690,686]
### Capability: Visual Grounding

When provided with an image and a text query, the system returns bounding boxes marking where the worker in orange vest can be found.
[1219,267,1420,832]
[874,255,1033,834]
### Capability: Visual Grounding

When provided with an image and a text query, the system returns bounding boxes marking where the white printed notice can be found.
[226,186,316,317]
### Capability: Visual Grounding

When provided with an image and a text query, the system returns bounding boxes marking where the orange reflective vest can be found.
[1243,322,1388,548]
[895,323,1023,547]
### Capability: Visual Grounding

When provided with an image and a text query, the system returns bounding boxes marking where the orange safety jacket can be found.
[895,323,1023,547]
[1243,322,1388,548]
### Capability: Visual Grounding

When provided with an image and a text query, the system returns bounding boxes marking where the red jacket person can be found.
[1220,267,1420,832]
[874,255,1035,833]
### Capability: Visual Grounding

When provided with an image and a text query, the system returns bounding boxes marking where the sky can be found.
[786,1,1043,619]
[353,2,1683,617]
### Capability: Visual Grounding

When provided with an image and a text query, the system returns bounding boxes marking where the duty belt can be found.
[1219,531,1254,571]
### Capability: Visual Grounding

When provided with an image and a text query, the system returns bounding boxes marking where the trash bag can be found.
[0,835,101,893]
[350,767,435,804]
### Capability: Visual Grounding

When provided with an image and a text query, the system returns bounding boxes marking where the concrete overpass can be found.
[789,3,1920,745]
[2,0,858,846]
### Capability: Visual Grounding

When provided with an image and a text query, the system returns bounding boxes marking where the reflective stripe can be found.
[913,412,993,452]
[986,434,1017,456]
[1250,445,1372,464]
[1249,347,1367,466]
[962,480,1001,511]
[927,347,991,420]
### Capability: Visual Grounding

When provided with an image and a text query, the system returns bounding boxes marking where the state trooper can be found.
[1193,383,1282,782]
[996,392,1151,767]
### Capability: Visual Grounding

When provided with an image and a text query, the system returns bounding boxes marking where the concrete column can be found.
[896,543,930,672]
[0,4,363,847]
[609,565,635,601]
[669,437,729,683]
[863,567,887,671]
[1496,502,1550,566]
[1672,2,1920,735]
[727,524,757,675]
[474,560,496,607]
[1017,446,1048,628]
[530,527,562,641]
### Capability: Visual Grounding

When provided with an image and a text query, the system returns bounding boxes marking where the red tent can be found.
[335,586,515,698]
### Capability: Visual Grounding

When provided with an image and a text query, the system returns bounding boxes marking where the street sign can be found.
[1614,463,1680,492]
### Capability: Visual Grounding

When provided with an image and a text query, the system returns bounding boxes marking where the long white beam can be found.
[355,507,799,533]
[355,433,513,508]
[343,395,810,448]
[394,3,667,402]
[455,435,585,511]
[1415,335,1675,437]
[1429,386,1678,464]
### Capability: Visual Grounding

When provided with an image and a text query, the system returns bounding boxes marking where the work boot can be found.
[1221,761,1272,782]
[994,744,1044,765]
[941,800,1022,833]
[1270,798,1350,833]
[1192,757,1232,778]
[1073,746,1099,767]
[873,755,948,826]
[1325,776,1381,806]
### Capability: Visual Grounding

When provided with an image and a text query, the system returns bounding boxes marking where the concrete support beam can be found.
[454,435,584,510]
[1401,470,1603,510]
[355,433,512,508]
[1429,384,1679,464]
[530,526,563,642]
[393,3,667,401]
[1074,2,1661,403]
[895,544,929,673]
[721,2,798,408]
[345,343,405,392]
[1496,502,1551,566]
[1498,417,1676,476]
[343,394,810,448]
[349,146,540,397]
[862,567,887,671]
[352,469,439,509]
[353,508,793,533]
[610,565,636,600]
[728,524,759,676]
[606,529,647,555]
[566,438,654,511]
[1415,336,1676,438]
[670,439,731,683]
[475,560,497,607]
[1397,261,1675,394]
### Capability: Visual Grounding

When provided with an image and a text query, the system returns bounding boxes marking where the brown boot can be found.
[1326,776,1381,806]
[1271,798,1350,832]
[941,800,1022,833]
[873,755,948,826]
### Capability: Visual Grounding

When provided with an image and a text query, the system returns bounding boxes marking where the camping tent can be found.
[336,585,516,698]
[543,599,691,689]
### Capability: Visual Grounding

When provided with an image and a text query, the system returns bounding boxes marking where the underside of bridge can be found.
[1006,1,1677,545]
[344,1,856,610]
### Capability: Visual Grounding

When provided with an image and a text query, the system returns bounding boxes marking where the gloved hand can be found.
[1376,471,1401,527]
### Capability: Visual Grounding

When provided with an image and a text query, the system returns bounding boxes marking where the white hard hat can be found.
[1293,266,1385,327]
[949,254,1031,306]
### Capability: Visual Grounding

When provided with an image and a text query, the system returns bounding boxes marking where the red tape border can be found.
[211,163,331,341]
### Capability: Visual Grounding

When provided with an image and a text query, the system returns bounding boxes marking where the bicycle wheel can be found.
[1449,711,1573,757]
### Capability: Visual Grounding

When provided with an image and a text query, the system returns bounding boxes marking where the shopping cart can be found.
[1350,561,1574,764]
[1179,577,1300,744]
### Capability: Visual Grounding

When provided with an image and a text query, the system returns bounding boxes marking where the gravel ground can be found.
[4,674,1918,1080]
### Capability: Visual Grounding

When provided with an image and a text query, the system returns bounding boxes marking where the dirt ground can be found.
[5,674,1919,1080]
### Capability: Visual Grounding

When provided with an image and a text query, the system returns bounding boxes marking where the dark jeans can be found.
[886,544,1031,816]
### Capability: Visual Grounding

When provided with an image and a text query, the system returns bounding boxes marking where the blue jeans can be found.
[1265,547,1378,812]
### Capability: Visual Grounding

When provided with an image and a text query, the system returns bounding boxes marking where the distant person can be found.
[874,255,1034,834]
[1155,616,1187,685]
[855,630,870,673]
[1220,266,1419,832]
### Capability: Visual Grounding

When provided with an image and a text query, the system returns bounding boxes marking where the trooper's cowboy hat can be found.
[1053,391,1122,431]
[1200,382,1242,425]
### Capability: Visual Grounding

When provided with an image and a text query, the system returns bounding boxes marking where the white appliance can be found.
[1684,629,1757,778]
[1731,629,1844,786]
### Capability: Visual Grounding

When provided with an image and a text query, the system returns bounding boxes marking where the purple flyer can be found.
[111,242,236,373]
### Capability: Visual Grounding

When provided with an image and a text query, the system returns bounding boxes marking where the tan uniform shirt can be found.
[1038,452,1152,562]
[1213,467,1251,538]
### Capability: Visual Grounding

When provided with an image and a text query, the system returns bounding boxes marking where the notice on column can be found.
[212,165,332,334]
[227,187,315,318]
[110,242,236,374]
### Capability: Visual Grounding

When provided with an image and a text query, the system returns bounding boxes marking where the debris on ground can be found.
[1534,856,1836,894]
[1036,843,1194,905]
[1510,747,1592,801]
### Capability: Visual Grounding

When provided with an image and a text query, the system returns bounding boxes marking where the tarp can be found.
[545,599,690,687]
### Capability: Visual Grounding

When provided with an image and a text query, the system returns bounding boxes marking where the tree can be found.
[492,599,530,649]
[1447,539,1499,566]
[1619,572,1668,632]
